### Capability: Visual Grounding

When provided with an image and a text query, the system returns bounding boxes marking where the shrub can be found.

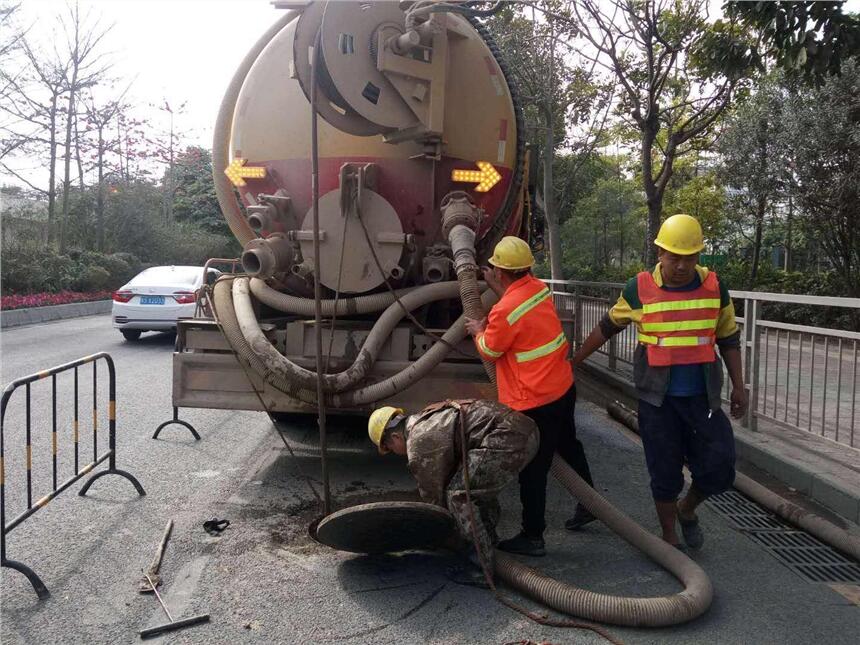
[1,290,113,310]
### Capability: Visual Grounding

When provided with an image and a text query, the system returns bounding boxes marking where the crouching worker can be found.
[368,400,539,586]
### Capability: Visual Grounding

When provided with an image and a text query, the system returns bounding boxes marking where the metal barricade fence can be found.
[545,279,860,449]
[1,352,145,599]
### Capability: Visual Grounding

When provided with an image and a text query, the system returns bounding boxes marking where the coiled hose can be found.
[607,400,860,562]
[442,226,714,625]
[249,277,415,316]
[212,278,498,407]
[234,278,471,393]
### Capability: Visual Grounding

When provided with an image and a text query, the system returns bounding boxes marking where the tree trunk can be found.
[96,123,105,252]
[47,92,58,246]
[645,199,661,267]
[59,83,76,252]
[74,111,85,190]
[750,196,766,285]
[543,123,563,280]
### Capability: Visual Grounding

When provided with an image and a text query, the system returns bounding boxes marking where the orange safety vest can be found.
[636,270,720,367]
[475,274,573,410]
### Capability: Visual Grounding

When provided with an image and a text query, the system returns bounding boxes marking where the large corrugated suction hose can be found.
[444,227,713,625]
[249,277,415,316]
[212,278,498,407]
[234,278,471,393]
[494,457,713,626]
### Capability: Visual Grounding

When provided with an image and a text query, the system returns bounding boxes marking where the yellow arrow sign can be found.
[451,161,502,193]
[224,158,266,187]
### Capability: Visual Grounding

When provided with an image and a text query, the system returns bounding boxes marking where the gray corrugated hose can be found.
[249,277,414,316]
[234,278,470,393]
[494,456,714,626]
[607,400,860,562]
[212,278,498,406]
[443,228,713,625]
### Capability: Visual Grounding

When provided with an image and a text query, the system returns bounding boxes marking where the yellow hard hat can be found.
[368,406,405,452]
[488,236,535,270]
[654,214,705,255]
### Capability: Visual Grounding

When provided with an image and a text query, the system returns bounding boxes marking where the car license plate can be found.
[140,296,165,305]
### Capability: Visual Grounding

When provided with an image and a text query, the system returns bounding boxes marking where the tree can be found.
[57,1,111,251]
[488,2,611,279]
[570,0,753,265]
[718,74,788,284]
[724,1,860,86]
[169,146,226,236]
[0,34,69,241]
[782,60,860,299]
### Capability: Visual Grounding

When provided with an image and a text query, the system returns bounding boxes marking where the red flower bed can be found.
[1,291,113,311]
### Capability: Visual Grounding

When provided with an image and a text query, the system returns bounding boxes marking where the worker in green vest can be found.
[571,214,748,551]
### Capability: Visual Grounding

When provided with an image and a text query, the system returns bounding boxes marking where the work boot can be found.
[565,504,597,531]
[496,531,545,557]
[677,513,705,550]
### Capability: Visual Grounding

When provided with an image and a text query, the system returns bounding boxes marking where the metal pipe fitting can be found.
[241,233,295,278]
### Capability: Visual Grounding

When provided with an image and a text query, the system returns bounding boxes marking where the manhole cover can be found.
[313,501,455,554]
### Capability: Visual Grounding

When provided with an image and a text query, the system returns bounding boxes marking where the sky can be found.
[16,0,282,150]
[4,0,860,192]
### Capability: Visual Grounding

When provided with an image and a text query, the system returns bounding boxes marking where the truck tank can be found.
[174,0,527,414]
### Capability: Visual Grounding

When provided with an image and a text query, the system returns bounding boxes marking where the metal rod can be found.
[310,28,331,516]
[26,383,32,509]
[774,329,780,418]
[1,378,7,561]
[74,366,79,474]
[808,335,814,432]
[763,326,770,417]
[107,357,117,471]
[796,333,803,427]
[145,573,173,621]
[93,362,98,462]
[835,338,843,443]
[4,452,112,534]
[822,336,829,437]
[783,332,791,423]
[52,374,57,492]
[851,341,857,447]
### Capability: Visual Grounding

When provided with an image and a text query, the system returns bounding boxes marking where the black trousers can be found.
[520,384,594,537]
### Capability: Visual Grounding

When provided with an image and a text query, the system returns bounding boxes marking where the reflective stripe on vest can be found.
[515,331,567,363]
[638,334,714,346]
[506,287,550,325]
[641,298,721,314]
[640,318,718,332]
[478,334,503,358]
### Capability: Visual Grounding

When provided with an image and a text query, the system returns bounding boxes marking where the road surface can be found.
[1,314,857,644]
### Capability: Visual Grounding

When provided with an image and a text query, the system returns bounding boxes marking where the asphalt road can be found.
[1,314,857,644]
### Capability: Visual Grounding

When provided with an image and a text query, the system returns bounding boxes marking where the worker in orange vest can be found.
[465,236,595,557]
[572,214,748,551]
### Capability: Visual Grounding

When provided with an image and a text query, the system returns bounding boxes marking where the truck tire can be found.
[121,329,142,341]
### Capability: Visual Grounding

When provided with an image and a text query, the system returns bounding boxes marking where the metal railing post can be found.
[607,286,618,371]
[574,284,583,350]
[745,298,760,431]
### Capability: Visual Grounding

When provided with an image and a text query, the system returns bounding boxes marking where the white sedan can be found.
[111,266,219,341]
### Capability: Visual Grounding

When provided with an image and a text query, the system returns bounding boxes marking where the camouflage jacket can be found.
[404,399,535,506]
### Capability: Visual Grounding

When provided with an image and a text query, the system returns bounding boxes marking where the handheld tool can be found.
[139,573,210,639]
[138,519,173,593]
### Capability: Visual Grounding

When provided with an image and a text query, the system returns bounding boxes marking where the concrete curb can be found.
[1,300,112,329]
[577,360,860,525]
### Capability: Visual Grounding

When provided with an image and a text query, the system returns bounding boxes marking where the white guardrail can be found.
[545,280,860,450]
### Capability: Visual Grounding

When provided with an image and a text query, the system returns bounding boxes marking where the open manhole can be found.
[707,490,860,584]
[312,501,455,554]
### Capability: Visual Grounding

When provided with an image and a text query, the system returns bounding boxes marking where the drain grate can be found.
[706,490,860,584]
